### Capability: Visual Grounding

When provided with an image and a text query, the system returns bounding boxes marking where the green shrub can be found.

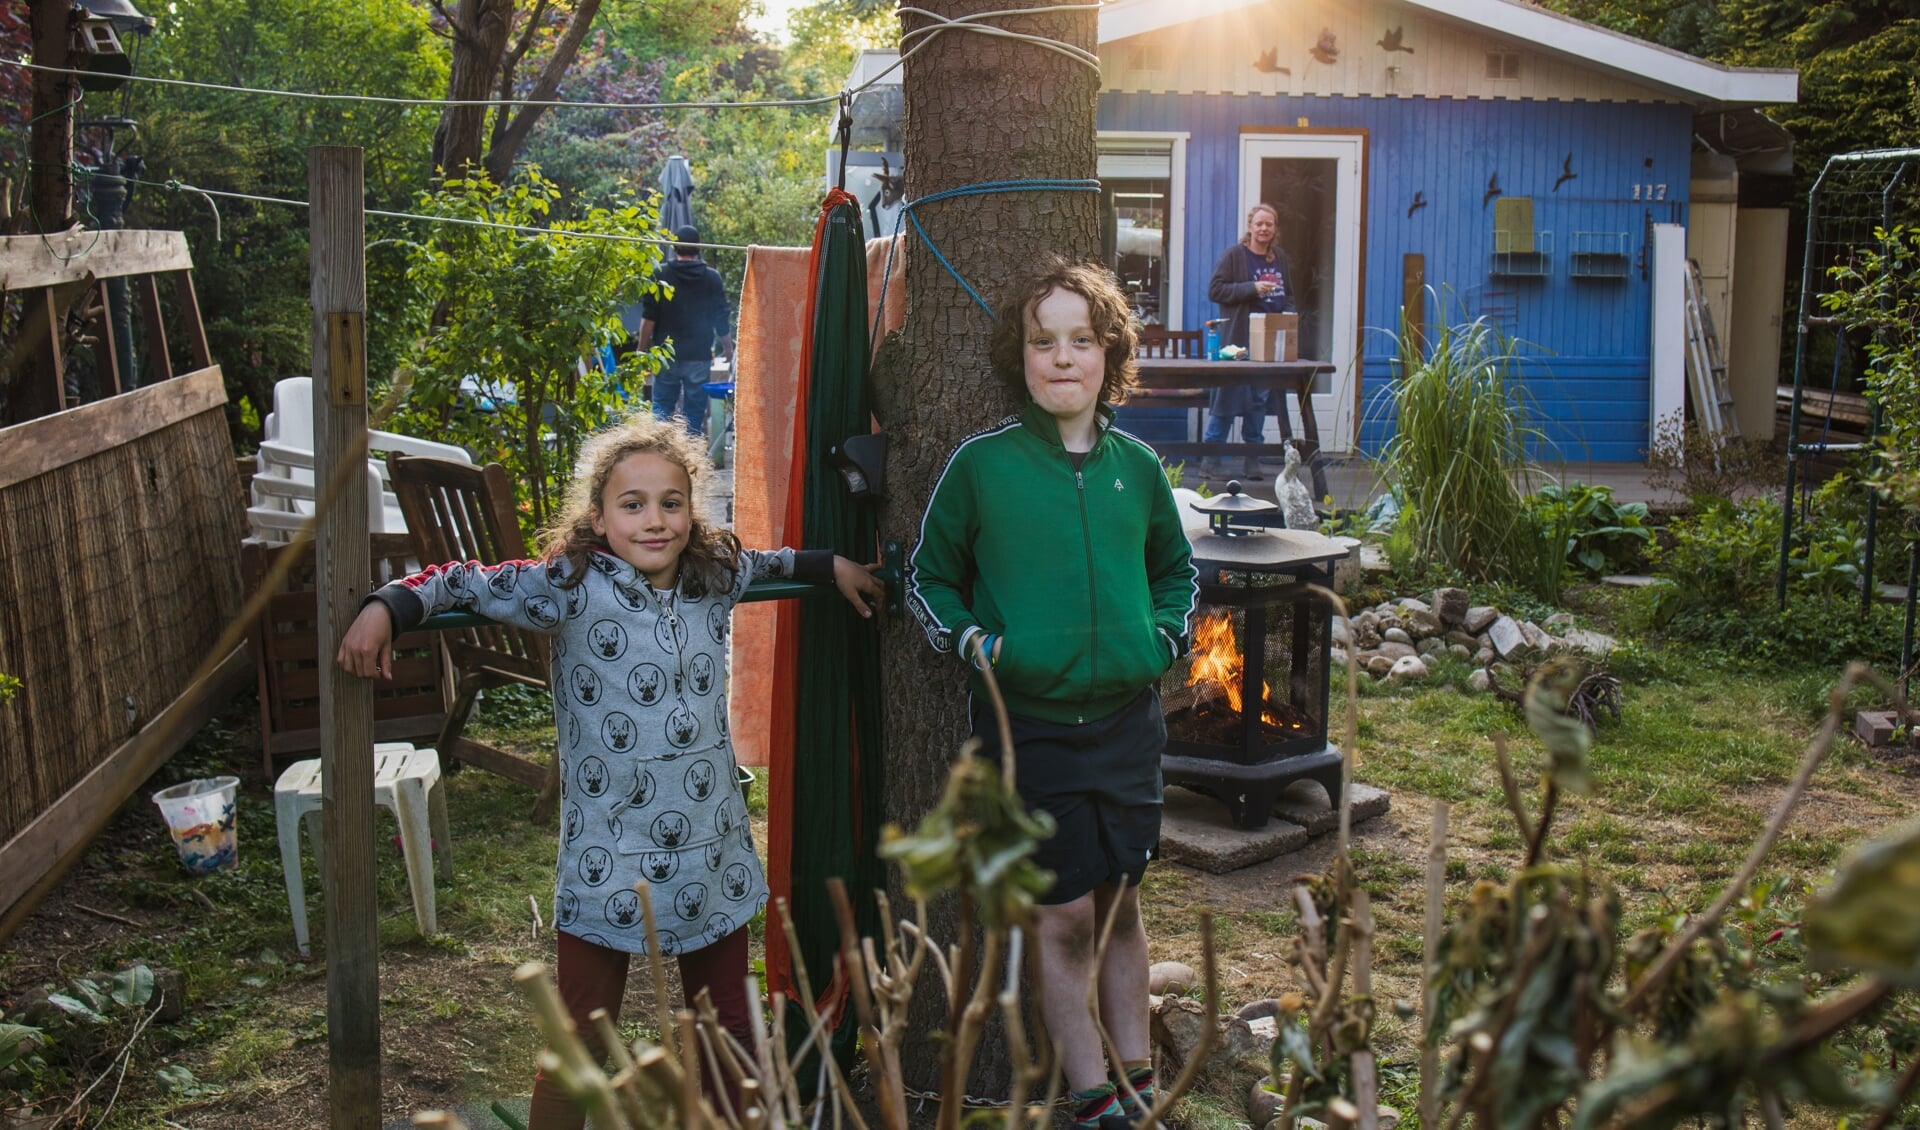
[1525,481,1651,576]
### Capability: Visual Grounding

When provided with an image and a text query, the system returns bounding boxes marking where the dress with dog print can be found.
[369,547,795,956]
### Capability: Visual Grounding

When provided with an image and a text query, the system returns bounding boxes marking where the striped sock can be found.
[1069,1082,1122,1128]
[1117,1062,1156,1115]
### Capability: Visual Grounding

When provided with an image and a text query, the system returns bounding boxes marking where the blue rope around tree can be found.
[870,177,1101,348]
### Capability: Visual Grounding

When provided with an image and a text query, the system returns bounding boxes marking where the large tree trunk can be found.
[870,0,1101,1095]
[432,0,513,180]
[27,0,72,231]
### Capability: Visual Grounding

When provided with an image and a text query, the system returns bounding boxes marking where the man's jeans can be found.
[651,358,710,435]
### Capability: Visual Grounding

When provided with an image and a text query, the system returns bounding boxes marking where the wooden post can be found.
[310,145,379,1128]
[27,0,73,233]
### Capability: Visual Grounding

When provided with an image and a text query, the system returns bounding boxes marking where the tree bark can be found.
[432,0,513,181]
[870,0,1101,1096]
[27,0,72,231]
[481,0,603,183]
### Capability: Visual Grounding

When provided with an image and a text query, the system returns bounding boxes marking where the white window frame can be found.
[1097,131,1189,330]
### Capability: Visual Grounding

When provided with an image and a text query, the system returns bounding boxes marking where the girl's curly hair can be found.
[987,254,1138,407]
[540,414,739,598]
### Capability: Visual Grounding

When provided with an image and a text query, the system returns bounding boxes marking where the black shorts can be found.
[969,687,1166,906]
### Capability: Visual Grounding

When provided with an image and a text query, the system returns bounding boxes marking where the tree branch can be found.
[484,0,605,182]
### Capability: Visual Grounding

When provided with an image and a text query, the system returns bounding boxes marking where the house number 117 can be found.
[1632,183,1668,200]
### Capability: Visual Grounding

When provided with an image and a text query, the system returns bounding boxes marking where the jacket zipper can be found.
[1075,461,1096,724]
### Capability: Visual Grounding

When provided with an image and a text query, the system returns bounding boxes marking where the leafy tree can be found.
[388,169,665,533]
[431,0,606,183]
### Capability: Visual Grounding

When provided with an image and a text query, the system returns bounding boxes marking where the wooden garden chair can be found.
[385,454,559,819]
[243,534,449,779]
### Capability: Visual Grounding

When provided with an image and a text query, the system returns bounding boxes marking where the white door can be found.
[1239,134,1364,452]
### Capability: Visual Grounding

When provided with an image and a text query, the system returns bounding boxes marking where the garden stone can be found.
[1433,587,1470,625]
[151,966,186,1023]
[1520,620,1552,652]
[1474,646,1496,666]
[1331,617,1353,648]
[1446,629,1480,648]
[1486,615,1528,658]
[1408,609,1445,638]
[1367,655,1395,679]
[1389,655,1429,682]
[1149,961,1198,996]
[1151,997,1257,1076]
[1398,597,1431,615]
[1855,710,1899,747]
[1468,668,1492,692]
[1449,643,1472,661]
[1332,536,1363,594]
[1562,628,1619,657]
[1545,611,1576,631]
[1463,605,1501,634]
[1330,647,1349,668]
[1602,573,1659,587]
[1236,998,1283,1022]
[1377,641,1417,662]
[1383,627,1414,646]
[1379,1105,1403,1128]
[1249,1076,1285,1127]
[1416,637,1446,658]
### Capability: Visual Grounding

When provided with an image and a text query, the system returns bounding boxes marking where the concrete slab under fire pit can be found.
[1272,780,1393,836]
[1159,786,1308,873]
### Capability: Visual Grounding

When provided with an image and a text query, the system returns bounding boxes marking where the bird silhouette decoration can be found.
[1483,172,1502,209]
[1310,29,1339,65]
[866,156,904,233]
[1253,47,1291,75]
[1407,191,1427,218]
[1377,26,1414,53]
[1553,152,1577,192]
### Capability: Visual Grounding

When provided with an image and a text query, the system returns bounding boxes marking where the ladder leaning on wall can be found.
[1681,259,1741,444]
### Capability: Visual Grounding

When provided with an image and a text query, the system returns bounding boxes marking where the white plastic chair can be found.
[274,742,453,956]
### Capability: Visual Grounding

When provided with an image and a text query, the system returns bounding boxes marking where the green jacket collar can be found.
[1019,399,1115,452]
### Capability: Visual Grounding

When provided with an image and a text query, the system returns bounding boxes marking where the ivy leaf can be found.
[1804,815,1920,984]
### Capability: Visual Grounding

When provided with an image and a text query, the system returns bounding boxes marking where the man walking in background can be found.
[636,224,732,436]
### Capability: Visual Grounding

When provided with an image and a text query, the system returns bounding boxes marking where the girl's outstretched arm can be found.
[833,557,884,618]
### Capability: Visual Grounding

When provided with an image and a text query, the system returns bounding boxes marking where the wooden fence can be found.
[0,230,248,937]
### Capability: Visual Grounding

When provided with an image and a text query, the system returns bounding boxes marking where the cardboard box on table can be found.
[1249,313,1299,362]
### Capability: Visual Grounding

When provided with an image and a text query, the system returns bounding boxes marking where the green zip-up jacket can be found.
[908,401,1199,725]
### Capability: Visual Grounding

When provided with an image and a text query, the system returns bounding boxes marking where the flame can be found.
[1185,610,1289,727]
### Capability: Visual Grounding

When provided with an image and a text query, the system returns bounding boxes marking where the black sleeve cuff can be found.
[791,549,836,585]
[365,584,426,634]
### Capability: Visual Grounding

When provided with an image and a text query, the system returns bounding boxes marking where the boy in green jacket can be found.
[908,256,1198,1129]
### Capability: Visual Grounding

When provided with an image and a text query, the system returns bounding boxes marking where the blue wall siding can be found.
[1097,94,1693,462]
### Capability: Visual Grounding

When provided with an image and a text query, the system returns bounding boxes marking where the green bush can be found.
[1525,481,1651,576]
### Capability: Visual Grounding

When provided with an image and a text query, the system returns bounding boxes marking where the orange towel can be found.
[730,236,904,767]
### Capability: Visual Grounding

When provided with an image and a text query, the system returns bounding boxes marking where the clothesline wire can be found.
[0,6,1103,113]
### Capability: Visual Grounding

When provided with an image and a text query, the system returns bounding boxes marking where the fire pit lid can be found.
[1187,481,1279,520]
[1188,526,1350,572]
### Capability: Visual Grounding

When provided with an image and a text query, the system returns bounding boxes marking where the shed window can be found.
[1485,51,1520,79]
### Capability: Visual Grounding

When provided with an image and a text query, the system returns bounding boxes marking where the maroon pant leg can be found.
[527,931,631,1130]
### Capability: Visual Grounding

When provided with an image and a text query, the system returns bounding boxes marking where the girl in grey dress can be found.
[338,415,881,1130]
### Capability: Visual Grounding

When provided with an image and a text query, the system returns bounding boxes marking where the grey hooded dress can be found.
[370,546,829,955]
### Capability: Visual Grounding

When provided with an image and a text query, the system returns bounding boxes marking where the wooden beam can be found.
[447,738,549,789]
[0,230,195,290]
[0,645,251,944]
[94,277,123,395]
[0,365,225,490]
[310,144,380,1129]
[4,287,66,421]
[173,269,212,369]
[134,273,173,382]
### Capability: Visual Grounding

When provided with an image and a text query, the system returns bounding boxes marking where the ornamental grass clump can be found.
[1378,308,1555,592]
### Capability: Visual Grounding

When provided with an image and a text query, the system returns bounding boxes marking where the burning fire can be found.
[1185,611,1288,727]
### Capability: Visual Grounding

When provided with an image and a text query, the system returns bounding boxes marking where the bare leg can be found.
[1034,893,1110,1091]
[1091,881,1151,1066]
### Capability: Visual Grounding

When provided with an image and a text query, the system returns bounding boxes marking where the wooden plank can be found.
[94,277,122,395]
[134,273,173,382]
[0,645,250,940]
[1402,253,1425,357]
[310,144,380,1127]
[0,365,225,490]
[173,271,212,370]
[0,230,194,291]
[448,738,549,788]
[4,288,66,422]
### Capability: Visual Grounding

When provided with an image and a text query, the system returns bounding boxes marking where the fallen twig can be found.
[73,903,143,929]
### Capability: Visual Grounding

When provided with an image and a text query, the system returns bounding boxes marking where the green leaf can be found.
[43,993,106,1026]
[110,964,155,1010]
[1524,661,1593,795]
[1804,815,1920,984]
[0,1023,45,1070]
[1272,1019,1322,1083]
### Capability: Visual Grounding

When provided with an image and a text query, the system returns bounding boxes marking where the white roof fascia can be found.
[1097,0,1264,47]
[1399,0,1794,105]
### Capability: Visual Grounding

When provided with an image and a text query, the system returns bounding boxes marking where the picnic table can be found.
[1130,356,1335,499]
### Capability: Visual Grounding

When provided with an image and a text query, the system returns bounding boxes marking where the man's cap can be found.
[673,224,700,245]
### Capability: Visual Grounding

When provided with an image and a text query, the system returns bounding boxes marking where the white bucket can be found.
[151,776,240,874]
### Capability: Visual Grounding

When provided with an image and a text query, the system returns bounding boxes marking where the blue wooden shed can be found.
[843,0,1799,461]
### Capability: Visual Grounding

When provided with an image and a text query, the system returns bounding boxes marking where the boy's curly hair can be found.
[540,414,740,598]
[987,254,1138,407]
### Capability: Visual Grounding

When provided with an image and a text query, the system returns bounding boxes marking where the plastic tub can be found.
[151,776,240,874]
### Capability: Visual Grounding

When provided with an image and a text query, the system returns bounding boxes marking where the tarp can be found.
[760,189,887,1051]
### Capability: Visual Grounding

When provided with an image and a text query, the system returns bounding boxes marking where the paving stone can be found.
[1486,615,1528,658]
[1855,710,1900,748]
[1270,780,1391,836]
[1159,787,1310,873]
[1601,574,1660,587]
[1463,605,1500,634]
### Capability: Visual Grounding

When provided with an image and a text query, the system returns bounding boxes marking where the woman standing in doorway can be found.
[1203,202,1296,479]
